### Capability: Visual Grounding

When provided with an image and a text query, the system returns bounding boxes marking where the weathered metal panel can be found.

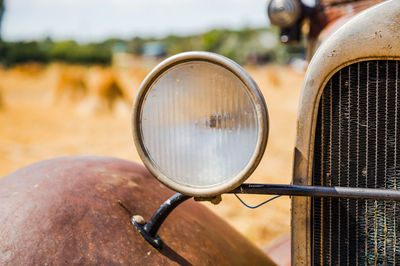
[0,156,274,265]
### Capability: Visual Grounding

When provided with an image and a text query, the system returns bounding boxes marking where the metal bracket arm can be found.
[131,193,191,249]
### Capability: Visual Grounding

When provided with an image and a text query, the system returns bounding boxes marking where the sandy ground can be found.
[0,62,303,248]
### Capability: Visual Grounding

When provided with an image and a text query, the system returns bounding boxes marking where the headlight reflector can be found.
[133,52,268,197]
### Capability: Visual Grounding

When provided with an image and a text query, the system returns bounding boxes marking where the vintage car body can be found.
[1,0,399,265]
[293,0,400,264]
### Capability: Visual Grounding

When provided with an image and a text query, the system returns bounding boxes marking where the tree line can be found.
[0,27,304,66]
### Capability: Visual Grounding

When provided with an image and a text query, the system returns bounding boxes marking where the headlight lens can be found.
[133,52,268,197]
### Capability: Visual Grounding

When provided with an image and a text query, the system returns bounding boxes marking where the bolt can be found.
[132,215,146,225]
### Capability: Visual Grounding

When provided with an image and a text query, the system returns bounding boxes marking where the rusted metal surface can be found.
[310,0,385,37]
[0,156,274,265]
[308,0,385,55]
[292,1,400,264]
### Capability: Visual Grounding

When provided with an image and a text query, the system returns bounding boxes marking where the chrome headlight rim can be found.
[132,51,269,197]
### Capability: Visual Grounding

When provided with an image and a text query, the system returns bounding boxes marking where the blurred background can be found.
[0,0,307,250]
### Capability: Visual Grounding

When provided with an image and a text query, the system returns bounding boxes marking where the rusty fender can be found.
[0,156,274,265]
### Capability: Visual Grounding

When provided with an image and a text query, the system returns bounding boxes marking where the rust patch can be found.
[309,0,385,41]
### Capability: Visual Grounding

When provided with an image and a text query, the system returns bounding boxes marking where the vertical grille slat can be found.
[395,61,400,266]
[346,66,351,266]
[312,60,400,265]
[355,62,361,265]
[393,60,400,266]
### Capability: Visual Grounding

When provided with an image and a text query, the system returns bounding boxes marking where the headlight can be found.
[132,52,268,197]
[267,0,301,28]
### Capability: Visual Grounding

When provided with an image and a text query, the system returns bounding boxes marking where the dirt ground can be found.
[0,61,303,248]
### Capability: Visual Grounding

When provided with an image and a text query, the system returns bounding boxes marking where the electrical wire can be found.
[233,193,281,209]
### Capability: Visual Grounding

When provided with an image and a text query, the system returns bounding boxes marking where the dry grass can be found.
[0,61,304,249]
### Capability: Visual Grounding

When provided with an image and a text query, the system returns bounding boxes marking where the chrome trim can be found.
[132,51,269,198]
[292,1,400,264]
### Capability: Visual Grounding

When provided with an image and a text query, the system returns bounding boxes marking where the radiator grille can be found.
[312,60,400,265]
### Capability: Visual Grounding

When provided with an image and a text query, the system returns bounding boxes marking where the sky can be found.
[2,0,274,43]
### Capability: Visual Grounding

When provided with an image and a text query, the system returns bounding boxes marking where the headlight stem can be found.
[130,193,191,250]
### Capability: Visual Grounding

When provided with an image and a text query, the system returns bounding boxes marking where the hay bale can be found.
[96,71,125,110]
[11,63,45,77]
[54,66,87,104]
[84,67,129,113]
[0,68,4,109]
[75,67,129,115]
[0,87,4,110]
